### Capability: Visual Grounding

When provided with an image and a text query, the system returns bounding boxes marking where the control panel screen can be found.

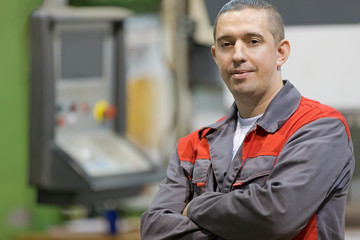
[61,31,104,79]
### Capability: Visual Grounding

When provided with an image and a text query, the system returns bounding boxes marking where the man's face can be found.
[212,8,286,102]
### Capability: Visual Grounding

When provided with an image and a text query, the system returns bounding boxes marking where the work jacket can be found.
[141,81,355,240]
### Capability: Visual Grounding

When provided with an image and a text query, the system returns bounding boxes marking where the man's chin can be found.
[231,88,257,99]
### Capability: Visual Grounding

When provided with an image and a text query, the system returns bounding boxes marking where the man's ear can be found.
[211,45,218,65]
[276,39,290,68]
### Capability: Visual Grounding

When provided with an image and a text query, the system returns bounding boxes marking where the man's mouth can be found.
[231,69,253,78]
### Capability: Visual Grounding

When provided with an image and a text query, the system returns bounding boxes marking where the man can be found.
[141,0,355,239]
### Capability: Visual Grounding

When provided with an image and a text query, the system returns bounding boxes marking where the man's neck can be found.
[236,81,284,119]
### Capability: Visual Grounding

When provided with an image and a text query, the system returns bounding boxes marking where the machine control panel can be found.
[29,6,164,205]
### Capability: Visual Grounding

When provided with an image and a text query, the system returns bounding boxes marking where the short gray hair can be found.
[213,0,285,44]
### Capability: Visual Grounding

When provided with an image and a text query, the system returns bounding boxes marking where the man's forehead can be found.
[215,9,271,37]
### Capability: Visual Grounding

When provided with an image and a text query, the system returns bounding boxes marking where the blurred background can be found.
[0,0,359,239]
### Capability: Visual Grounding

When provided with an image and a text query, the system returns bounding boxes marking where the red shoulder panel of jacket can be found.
[178,130,211,164]
[302,97,351,140]
[242,97,351,161]
[178,116,227,163]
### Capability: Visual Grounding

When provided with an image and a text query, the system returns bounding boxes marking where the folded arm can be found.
[187,118,354,240]
[140,146,217,240]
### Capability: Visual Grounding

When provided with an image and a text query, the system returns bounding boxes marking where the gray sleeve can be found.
[140,145,218,240]
[187,117,355,240]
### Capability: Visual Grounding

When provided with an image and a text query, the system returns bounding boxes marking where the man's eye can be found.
[249,39,260,45]
[221,42,232,48]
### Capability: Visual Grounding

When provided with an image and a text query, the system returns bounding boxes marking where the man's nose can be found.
[232,42,247,63]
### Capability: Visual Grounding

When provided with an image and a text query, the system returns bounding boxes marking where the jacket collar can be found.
[199,80,301,138]
[257,80,301,133]
[198,102,237,139]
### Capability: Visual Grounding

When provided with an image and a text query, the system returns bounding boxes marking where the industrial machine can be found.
[29,5,164,206]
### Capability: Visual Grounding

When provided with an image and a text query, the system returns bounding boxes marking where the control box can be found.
[29,6,164,205]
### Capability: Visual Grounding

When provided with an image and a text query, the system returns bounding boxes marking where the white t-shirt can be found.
[232,113,263,160]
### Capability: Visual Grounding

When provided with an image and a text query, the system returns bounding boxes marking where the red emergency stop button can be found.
[105,104,117,120]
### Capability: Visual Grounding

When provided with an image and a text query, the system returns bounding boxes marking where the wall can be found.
[0,1,61,239]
